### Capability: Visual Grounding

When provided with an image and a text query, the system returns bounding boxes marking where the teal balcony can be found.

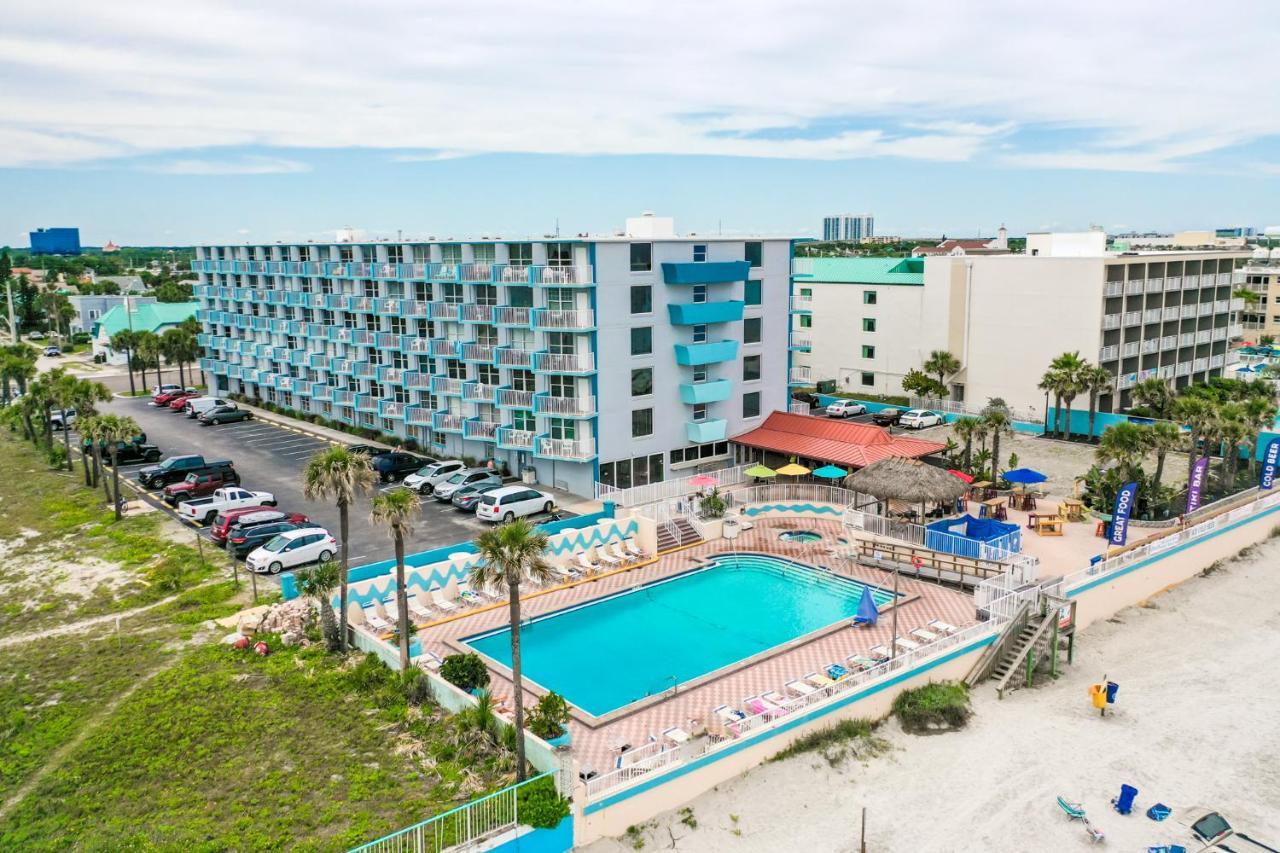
[674,340,739,366]
[662,261,750,285]
[667,300,744,325]
[685,419,728,443]
[679,379,732,404]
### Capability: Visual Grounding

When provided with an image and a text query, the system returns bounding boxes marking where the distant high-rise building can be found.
[29,227,81,255]
[821,214,874,243]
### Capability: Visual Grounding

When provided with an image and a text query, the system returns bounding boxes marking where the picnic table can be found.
[1063,498,1085,522]
[979,497,1007,520]
[970,480,994,501]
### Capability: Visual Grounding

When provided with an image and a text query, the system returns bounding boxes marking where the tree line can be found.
[108,317,202,395]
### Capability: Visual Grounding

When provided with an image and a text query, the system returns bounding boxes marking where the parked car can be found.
[475,486,554,523]
[199,405,252,425]
[161,467,242,505]
[210,507,309,543]
[791,391,821,410]
[152,388,198,406]
[168,394,200,411]
[183,397,234,418]
[137,455,228,488]
[93,440,162,465]
[899,409,945,429]
[432,468,502,502]
[43,346,62,357]
[451,482,505,512]
[403,459,465,493]
[27,331,47,341]
[371,451,431,483]
[153,384,183,396]
[177,487,276,524]
[246,528,337,575]
[826,399,866,418]
[226,520,306,559]
[49,408,76,429]
[345,444,392,457]
[871,407,904,426]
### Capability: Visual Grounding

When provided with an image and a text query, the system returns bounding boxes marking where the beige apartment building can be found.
[1237,261,1280,339]
[791,234,1249,415]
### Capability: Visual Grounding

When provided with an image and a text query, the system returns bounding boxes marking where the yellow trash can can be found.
[1089,684,1107,709]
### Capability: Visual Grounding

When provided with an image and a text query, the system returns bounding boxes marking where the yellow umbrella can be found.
[776,462,811,476]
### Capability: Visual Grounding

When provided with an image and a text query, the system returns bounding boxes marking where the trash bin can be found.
[1090,684,1107,709]
[1105,681,1119,704]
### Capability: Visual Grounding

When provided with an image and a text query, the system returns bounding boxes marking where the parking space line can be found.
[245,437,321,448]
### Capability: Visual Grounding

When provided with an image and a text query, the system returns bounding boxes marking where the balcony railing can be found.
[403,336,432,354]
[1122,311,1142,326]
[1104,281,1124,297]
[405,405,432,425]
[533,265,593,286]
[431,376,463,396]
[496,347,535,368]
[430,339,459,358]
[1100,346,1119,361]
[459,343,497,362]
[496,426,536,450]
[404,371,432,389]
[1124,281,1143,295]
[1165,276,1182,291]
[497,388,534,408]
[1122,342,1140,357]
[789,365,812,384]
[533,393,596,417]
[789,295,813,312]
[533,352,596,373]
[462,381,500,403]
[1102,314,1121,330]
[1143,309,1161,324]
[428,301,461,321]
[460,304,496,323]
[535,436,595,460]
[494,306,533,326]
[532,309,595,330]
[463,419,499,441]
[433,412,465,433]
[377,366,405,385]
[379,400,406,419]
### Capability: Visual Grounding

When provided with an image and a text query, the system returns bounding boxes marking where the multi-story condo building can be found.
[792,231,1249,415]
[821,214,874,243]
[193,214,797,498]
[1236,260,1280,338]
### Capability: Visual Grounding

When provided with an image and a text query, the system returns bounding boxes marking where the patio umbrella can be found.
[688,474,719,488]
[813,464,848,480]
[744,464,776,478]
[853,585,879,626]
[1002,468,1048,486]
[776,462,811,477]
[948,469,975,483]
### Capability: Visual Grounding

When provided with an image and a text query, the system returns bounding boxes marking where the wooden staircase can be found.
[656,518,702,552]
[966,594,1076,699]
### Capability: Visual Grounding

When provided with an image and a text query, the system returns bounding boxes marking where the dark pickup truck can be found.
[162,467,242,505]
[137,455,234,489]
[92,440,162,465]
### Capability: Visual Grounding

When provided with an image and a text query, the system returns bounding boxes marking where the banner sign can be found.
[1186,456,1210,512]
[1262,438,1280,490]
[1110,481,1139,547]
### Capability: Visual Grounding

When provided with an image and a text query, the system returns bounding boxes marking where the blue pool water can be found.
[465,553,898,718]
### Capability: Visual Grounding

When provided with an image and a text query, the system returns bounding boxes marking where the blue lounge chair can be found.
[1147,803,1171,821]
[1113,783,1138,815]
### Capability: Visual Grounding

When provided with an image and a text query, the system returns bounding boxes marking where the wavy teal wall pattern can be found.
[742,503,842,517]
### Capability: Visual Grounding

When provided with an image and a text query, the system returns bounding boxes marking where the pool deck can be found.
[411,517,977,775]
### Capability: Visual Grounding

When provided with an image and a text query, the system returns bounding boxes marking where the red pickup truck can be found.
[162,468,242,506]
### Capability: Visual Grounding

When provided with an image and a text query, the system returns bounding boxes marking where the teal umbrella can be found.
[813,464,849,479]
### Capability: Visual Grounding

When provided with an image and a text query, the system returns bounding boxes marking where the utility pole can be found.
[5,278,15,344]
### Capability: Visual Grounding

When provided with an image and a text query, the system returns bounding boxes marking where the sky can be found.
[2,0,1279,246]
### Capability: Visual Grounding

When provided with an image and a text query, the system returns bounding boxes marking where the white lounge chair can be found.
[608,542,633,564]
[893,635,921,653]
[846,654,878,671]
[867,645,891,662]
[910,626,939,643]
[458,580,490,603]
[762,691,793,713]
[574,551,599,573]
[713,704,746,727]
[345,601,367,627]
[928,619,959,635]
[785,679,816,698]
[415,650,444,671]
[364,603,393,633]
[406,594,434,623]
[553,563,580,581]
[624,538,648,559]
[595,545,621,567]
[430,589,458,612]
[804,670,836,688]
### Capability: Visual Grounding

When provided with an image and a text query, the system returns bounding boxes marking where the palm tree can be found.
[1038,367,1064,438]
[1080,364,1113,441]
[162,327,200,388]
[1,345,38,405]
[983,408,1013,485]
[109,330,139,396]
[1131,377,1175,420]
[1214,403,1250,492]
[1241,396,1278,478]
[97,413,141,520]
[79,415,110,497]
[470,518,556,782]
[1096,422,1149,478]
[922,350,961,398]
[303,446,377,652]
[63,377,111,483]
[369,487,422,672]
[295,562,342,651]
[1048,352,1087,439]
[1145,421,1183,493]
[134,331,161,392]
[951,417,980,469]
[1173,396,1215,493]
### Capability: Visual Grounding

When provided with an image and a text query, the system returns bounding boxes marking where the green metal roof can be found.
[803,257,924,285]
[96,301,197,338]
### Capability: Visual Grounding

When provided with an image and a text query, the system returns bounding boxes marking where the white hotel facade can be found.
[193,215,799,498]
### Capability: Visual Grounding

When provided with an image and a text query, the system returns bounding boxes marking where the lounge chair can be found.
[762,691,792,713]
[846,654,878,671]
[430,589,458,612]
[415,650,444,671]
[825,663,850,681]
[893,635,921,653]
[345,601,367,627]
[552,563,580,581]
[608,542,633,564]
[457,581,488,604]
[928,619,959,635]
[785,679,816,698]
[574,551,599,573]
[743,695,780,719]
[867,645,891,662]
[406,594,434,623]
[804,671,835,688]
[624,538,648,559]
[1057,796,1105,843]
[595,545,621,567]
[910,627,939,643]
[364,602,393,633]
[1112,783,1138,815]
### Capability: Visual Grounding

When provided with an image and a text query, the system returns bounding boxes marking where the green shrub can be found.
[698,488,726,519]
[769,718,877,763]
[526,692,570,740]
[402,669,433,707]
[347,653,395,693]
[892,681,971,733]
[45,443,69,468]
[516,776,569,829]
[440,652,490,692]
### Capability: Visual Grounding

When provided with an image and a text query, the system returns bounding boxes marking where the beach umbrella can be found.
[948,469,975,483]
[744,464,776,478]
[776,462,811,477]
[688,474,719,488]
[1002,468,1048,485]
[813,464,848,480]
[853,585,879,626]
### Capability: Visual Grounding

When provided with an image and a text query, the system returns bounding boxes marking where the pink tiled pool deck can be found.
[412,517,979,775]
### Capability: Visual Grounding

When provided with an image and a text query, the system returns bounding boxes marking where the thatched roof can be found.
[843,457,968,503]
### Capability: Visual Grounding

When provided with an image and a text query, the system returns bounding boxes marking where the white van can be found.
[184,397,235,419]
[475,486,554,523]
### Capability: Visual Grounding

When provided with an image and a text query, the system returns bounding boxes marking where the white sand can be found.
[583,538,1280,853]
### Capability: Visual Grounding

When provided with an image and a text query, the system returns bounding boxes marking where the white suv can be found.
[826,399,866,418]
[403,459,466,494]
[475,486,554,523]
[899,409,945,429]
[246,528,337,574]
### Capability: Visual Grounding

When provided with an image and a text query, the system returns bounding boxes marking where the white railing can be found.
[843,506,1022,563]
[535,394,596,416]
[536,436,595,460]
[789,365,812,384]
[497,388,534,408]
[595,462,753,505]
[907,396,1044,424]
[720,482,872,512]
[533,309,595,329]
[789,401,811,415]
[789,295,813,312]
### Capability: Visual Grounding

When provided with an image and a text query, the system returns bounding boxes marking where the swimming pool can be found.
[778,530,823,543]
[464,553,899,719]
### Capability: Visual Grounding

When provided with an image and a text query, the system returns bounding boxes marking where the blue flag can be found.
[1110,481,1139,547]
[1262,437,1280,490]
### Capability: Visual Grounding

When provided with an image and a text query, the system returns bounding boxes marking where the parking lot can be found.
[798,402,948,432]
[99,395,558,573]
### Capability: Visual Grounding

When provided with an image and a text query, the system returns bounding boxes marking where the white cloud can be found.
[146,156,310,175]
[0,1,1277,172]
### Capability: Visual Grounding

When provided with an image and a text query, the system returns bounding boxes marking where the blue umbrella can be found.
[1002,468,1048,485]
[853,585,879,626]
[813,464,849,480]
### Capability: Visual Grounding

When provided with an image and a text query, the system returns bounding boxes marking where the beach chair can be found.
[927,619,959,635]
[405,594,434,623]
[595,545,622,567]
[364,602,393,633]
[910,626,939,643]
[574,551,599,573]
[867,645,891,663]
[1112,783,1138,815]
[1057,796,1105,843]
[785,679,816,699]
[430,588,459,612]
[803,671,835,688]
[552,562,580,581]
[846,654,878,671]
[762,691,793,713]
[609,541,633,564]
[624,538,648,559]
[742,695,784,719]
[893,635,921,653]
[415,650,444,672]
[345,600,368,627]
[825,663,850,681]
[457,581,489,604]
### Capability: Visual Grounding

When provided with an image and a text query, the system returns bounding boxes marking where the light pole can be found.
[5,278,16,344]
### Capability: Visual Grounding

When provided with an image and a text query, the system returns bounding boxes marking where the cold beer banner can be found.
[1186,456,1210,512]
[1262,437,1280,490]
[1109,481,1139,547]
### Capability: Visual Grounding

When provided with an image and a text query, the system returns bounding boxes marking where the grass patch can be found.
[892,681,972,734]
[769,718,885,766]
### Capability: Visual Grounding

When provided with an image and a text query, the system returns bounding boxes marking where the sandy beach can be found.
[581,535,1280,853]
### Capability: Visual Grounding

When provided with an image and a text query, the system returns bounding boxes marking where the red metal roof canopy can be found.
[730,411,946,469]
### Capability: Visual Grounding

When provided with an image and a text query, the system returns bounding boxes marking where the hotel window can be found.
[386,245,403,263]
[692,404,707,422]
[692,366,708,383]
[547,332,575,354]
[475,284,497,306]
[476,363,499,385]
[549,418,577,440]
[472,244,496,263]
[863,318,876,332]
[692,324,708,344]
[798,315,812,329]
[631,326,653,356]
[864,290,877,305]
[745,241,762,268]
[630,243,653,272]
[693,244,707,262]
[546,242,573,267]
[743,354,761,381]
[861,372,874,386]
[545,288,575,311]
[800,287,812,297]
[692,285,707,304]
[862,345,875,359]
[632,408,654,437]
[512,409,535,431]
[742,391,761,418]
[744,317,762,344]
[745,280,762,305]
[600,453,664,489]
[548,375,575,397]
[441,245,462,264]
[508,243,533,266]
[631,367,653,396]
[511,369,535,392]
[630,285,652,314]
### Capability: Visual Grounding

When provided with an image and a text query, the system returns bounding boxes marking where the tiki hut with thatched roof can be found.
[844,457,967,517]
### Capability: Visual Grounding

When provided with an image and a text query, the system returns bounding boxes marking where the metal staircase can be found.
[656,517,702,552]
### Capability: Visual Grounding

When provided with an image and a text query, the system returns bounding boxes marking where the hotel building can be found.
[821,214,874,243]
[792,231,1249,415]
[1236,260,1280,339]
[193,215,798,498]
